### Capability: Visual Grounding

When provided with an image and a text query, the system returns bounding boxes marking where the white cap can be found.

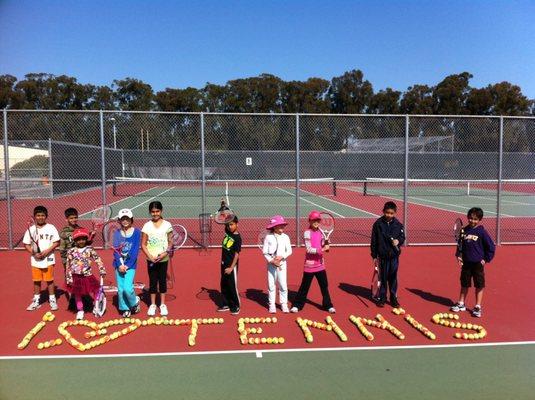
[117,208,133,219]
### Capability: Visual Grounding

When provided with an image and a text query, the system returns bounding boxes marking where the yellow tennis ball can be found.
[278,337,285,344]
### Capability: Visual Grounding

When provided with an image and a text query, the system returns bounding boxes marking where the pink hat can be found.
[266,215,288,229]
[308,210,322,221]
[73,227,90,240]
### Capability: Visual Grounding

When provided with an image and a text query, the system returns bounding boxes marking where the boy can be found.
[370,201,405,308]
[59,208,91,277]
[23,206,61,311]
[451,207,495,318]
[218,216,241,315]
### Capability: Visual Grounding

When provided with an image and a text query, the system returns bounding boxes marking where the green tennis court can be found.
[1,344,533,400]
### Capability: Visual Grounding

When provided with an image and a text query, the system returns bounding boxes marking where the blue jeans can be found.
[115,268,138,311]
[378,257,399,301]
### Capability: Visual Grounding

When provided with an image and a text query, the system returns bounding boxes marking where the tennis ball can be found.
[306,336,313,343]
[273,337,279,344]
[261,338,267,344]
[254,338,260,345]
[248,338,255,345]
[454,333,462,339]
[244,318,250,323]
[37,343,45,350]
[266,337,273,344]
[265,317,272,323]
[218,318,224,324]
[278,337,285,344]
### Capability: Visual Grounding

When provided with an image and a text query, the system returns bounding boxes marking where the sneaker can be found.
[49,297,58,311]
[450,302,466,312]
[390,297,400,308]
[281,304,290,313]
[269,305,276,314]
[76,311,84,320]
[160,304,168,316]
[147,304,157,316]
[122,310,131,318]
[132,296,141,314]
[217,306,230,312]
[472,305,482,318]
[26,298,41,311]
[290,306,299,313]
[328,307,336,314]
[230,308,240,315]
[376,299,385,308]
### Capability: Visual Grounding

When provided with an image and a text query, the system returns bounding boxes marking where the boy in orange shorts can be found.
[23,206,60,311]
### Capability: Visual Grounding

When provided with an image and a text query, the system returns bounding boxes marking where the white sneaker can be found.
[269,305,276,314]
[160,304,168,316]
[290,307,299,313]
[282,304,290,313]
[26,298,41,311]
[76,311,84,320]
[49,297,58,311]
[147,304,157,316]
[328,307,336,314]
[133,296,141,314]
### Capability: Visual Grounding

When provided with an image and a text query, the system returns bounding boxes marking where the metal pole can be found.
[121,149,126,177]
[295,114,301,247]
[403,115,409,245]
[48,138,54,198]
[112,119,117,149]
[99,111,107,205]
[3,109,13,249]
[200,113,206,217]
[496,117,504,245]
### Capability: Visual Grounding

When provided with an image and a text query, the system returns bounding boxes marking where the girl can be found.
[65,228,106,320]
[291,210,335,314]
[141,201,173,316]
[262,215,292,313]
[113,208,142,317]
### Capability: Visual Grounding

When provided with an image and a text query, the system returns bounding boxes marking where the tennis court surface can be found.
[1,245,534,399]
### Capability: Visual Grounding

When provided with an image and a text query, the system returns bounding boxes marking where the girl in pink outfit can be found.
[290,211,335,313]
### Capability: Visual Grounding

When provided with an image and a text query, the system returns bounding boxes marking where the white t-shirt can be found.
[22,223,60,268]
[142,220,173,260]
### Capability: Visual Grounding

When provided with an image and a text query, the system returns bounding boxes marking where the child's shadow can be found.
[196,287,224,307]
[287,284,323,310]
[338,282,371,307]
[242,288,269,308]
[406,288,452,307]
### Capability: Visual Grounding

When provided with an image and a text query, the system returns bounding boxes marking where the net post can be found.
[200,112,206,218]
[3,109,13,249]
[99,110,107,206]
[403,115,409,245]
[467,181,470,196]
[47,138,53,198]
[496,116,504,245]
[295,113,300,247]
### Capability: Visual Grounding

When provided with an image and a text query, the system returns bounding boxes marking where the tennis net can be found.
[362,178,535,197]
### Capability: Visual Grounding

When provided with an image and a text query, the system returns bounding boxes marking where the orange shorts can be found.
[32,266,54,282]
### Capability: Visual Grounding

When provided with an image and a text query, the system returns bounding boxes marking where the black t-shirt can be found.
[221,231,242,268]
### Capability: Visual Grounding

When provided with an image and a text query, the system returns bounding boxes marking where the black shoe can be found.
[230,308,240,315]
[376,299,385,308]
[217,306,230,312]
[391,297,400,308]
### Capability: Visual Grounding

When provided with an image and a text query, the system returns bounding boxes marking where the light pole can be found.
[110,117,117,149]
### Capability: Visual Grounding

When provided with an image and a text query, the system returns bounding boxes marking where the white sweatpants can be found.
[267,264,288,307]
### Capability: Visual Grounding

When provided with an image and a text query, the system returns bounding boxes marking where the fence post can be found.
[3,109,13,249]
[496,116,504,245]
[200,112,206,217]
[403,115,409,245]
[295,113,301,247]
[99,111,107,205]
[47,138,54,198]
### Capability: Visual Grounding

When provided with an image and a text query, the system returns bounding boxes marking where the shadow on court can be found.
[406,287,453,307]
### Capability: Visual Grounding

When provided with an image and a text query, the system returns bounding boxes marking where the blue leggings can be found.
[115,268,138,311]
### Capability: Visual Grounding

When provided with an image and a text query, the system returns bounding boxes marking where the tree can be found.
[329,70,373,114]
[466,87,494,115]
[432,72,473,114]
[0,74,25,109]
[368,88,401,114]
[282,78,330,113]
[400,84,434,114]
[112,78,154,111]
[155,87,203,112]
[488,82,531,116]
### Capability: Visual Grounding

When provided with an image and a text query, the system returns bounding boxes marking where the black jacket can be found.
[370,217,405,259]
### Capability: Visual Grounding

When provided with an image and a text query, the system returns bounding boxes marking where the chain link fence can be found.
[1,110,534,249]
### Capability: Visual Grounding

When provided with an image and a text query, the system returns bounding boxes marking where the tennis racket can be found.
[257,229,269,250]
[371,264,381,301]
[103,282,145,293]
[454,217,464,251]
[214,208,236,225]
[93,276,107,317]
[318,212,335,252]
[91,204,112,231]
[166,224,188,289]
[26,217,41,254]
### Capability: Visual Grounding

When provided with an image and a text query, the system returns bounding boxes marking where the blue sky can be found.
[1,0,534,98]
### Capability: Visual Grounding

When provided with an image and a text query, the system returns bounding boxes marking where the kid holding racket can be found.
[262,215,292,313]
[65,228,106,320]
[113,209,142,317]
[141,201,173,316]
[59,208,94,282]
[291,211,335,314]
[450,207,495,318]
[218,215,242,315]
[23,206,60,311]
[370,201,405,308]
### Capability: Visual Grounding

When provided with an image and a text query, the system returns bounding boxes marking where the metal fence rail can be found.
[1,110,534,249]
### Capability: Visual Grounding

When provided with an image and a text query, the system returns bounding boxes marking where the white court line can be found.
[128,187,176,212]
[1,341,533,361]
[255,351,263,358]
[276,187,346,218]
[298,188,380,218]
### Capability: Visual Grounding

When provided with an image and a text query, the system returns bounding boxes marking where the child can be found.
[218,215,241,315]
[141,201,173,316]
[291,211,335,313]
[451,207,495,318]
[370,201,405,308]
[262,215,292,313]
[22,206,59,311]
[65,228,106,320]
[59,208,94,282]
[113,209,142,317]
[23,206,60,311]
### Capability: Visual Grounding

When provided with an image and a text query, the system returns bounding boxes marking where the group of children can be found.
[23,200,495,319]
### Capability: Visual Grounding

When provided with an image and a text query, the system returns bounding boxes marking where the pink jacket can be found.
[303,229,325,273]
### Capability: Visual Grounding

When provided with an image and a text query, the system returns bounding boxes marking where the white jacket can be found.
[262,232,292,268]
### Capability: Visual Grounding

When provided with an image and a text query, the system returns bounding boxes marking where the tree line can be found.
[1,70,533,116]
